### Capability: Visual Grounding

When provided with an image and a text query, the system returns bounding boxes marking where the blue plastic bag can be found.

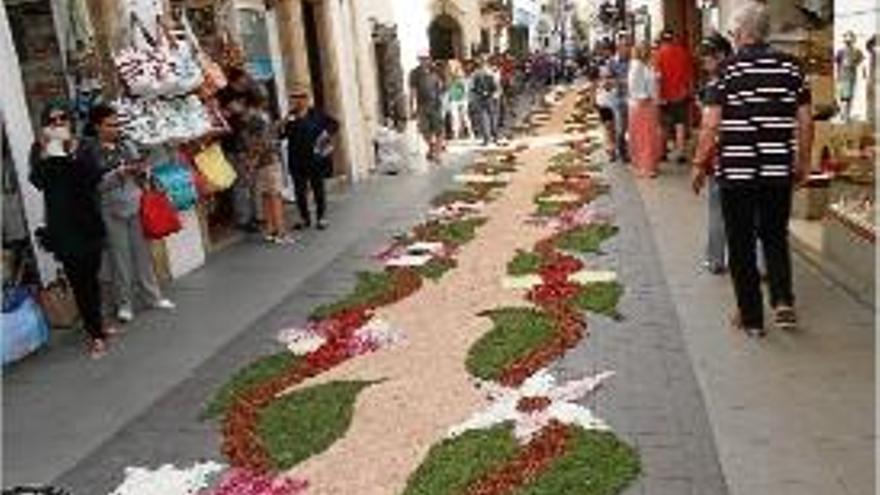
[2,287,50,366]
[152,161,197,211]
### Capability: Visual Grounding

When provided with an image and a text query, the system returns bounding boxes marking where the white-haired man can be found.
[692,1,814,337]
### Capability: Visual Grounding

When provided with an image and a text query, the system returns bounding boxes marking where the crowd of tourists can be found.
[408,50,566,161]
[31,47,568,359]
[30,71,338,359]
[590,0,813,338]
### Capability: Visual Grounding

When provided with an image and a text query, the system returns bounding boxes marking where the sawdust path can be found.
[287,89,583,495]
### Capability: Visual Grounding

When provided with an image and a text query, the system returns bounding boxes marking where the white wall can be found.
[0,1,57,282]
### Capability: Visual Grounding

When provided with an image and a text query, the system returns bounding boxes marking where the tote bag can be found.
[114,14,170,98]
[193,143,237,191]
[140,187,182,240]
[2,287,50,366]
[152,160,197,211]
[38,277,80,329]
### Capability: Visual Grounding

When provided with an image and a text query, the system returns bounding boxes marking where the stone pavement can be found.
[634,162,875,495]
[552,160,728,495]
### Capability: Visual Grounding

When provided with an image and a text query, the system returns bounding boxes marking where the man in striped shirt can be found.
[692,1,814,337]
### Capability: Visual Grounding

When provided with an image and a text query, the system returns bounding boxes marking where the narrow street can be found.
[3,85,872,495]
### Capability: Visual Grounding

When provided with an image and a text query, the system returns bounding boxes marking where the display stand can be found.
[823,205,876,298]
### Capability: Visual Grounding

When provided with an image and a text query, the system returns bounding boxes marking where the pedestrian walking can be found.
[471,56,500,146]
[627,44,663,178]
[29,101,118,358]
[283,85,339,231]
[609,35,632,163]
[655,29,695,164]
[408,53,445,161]
[692,1,814,337]
[695,34,734,274]
[446,60,473,140]
[243,89,294,245]
[83,103,174,325]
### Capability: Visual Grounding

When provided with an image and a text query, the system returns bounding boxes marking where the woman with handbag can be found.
[29,101,118,358]
[81,104,174,324]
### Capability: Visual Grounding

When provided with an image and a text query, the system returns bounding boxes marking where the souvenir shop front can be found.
[782,0,877,301]
[0,0,288,363]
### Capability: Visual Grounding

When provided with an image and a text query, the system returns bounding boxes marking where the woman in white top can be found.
[627,44,663,177]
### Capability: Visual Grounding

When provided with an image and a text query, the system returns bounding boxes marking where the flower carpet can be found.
[103,85,640,495]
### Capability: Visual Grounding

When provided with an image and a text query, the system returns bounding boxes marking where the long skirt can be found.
[628,100,663,176]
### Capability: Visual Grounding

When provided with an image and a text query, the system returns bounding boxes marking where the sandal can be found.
[773,305,798,331]
[104,326,124,338]
[730,312,766,338]
[87,339,108,360]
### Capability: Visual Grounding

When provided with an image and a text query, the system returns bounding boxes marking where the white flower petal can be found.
[520,369,557,396]
[513,412,551,443]
[109,462,225,495]
[569,271,617,285]
[286,335,326,355]
[548,402,610,431]
[277,327,327,355]
[501,275,544,290]
[448,401,518,438]
[551,371,615,402]
[385,254,434,267]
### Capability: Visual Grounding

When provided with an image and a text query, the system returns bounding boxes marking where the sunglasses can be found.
[48,114,68,124]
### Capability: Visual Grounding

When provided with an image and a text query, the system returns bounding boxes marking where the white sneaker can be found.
[273,235,297,246]
[117,307,134,323]
[153,299,176,310]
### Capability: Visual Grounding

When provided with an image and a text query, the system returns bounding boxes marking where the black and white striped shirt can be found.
[706,43,811,186]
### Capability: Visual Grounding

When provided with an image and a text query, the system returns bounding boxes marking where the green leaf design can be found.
[555,224,619,254]
[572,282,624,319]
[512,427,640,495]
[466,308,557,381]
[310,271,399,321]
[258,380,378,470]
[403,424,519,495]
[202,352,301,420]
[507,250,543,276]
[416,218,488,246]
[415,257,458,281]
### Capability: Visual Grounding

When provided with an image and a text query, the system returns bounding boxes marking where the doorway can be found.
[372,22,405,128]
[428,14,463,60]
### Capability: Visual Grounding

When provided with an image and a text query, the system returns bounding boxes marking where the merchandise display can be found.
[828,196,876,240]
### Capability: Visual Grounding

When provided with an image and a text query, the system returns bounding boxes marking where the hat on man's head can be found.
[661,29,674,41]
[290,83,310,98]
